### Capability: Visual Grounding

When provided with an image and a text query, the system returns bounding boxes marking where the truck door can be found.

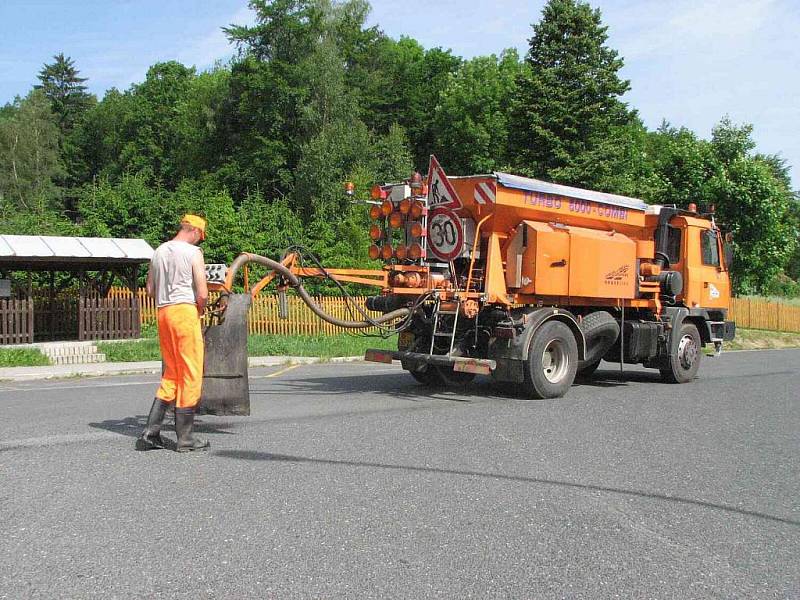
[685,227,730,309]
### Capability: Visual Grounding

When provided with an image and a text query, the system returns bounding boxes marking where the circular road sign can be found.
[428,207,464,261]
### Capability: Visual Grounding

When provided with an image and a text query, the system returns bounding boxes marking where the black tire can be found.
[579,311,619,366]
[576,358,602,379]
[523,320,579,399]
[408,367,443,387]
[435,366,475,387]
[660,322,702,383]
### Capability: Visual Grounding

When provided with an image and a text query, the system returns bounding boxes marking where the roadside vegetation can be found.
[0,348,50,367]
[723,328,800,351]
[742,295,800,307]
[98,334,396,363]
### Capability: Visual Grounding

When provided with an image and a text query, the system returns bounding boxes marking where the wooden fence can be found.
[114,288,800,336]
[34,296,79,341]
[78,296,141,341]
[0,298,34,344]
[123,288,383,335]
[730,297,800,333]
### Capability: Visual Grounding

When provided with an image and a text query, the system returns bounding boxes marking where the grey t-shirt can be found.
[150,240,201,307]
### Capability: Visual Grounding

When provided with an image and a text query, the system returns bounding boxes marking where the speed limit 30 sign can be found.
[428,207,464,261]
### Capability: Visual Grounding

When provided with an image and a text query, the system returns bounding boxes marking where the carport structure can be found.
[0,235,154,344]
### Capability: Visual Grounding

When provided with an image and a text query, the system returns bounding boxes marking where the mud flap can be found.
[198,293,251,415]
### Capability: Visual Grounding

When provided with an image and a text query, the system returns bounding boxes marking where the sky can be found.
[1,0,798,187]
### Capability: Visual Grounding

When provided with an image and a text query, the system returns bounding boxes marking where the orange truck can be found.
[354,156,736,398]
[215,157,736,402]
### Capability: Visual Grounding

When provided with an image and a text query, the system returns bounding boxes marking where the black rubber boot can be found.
[175,407,210,453]
[135,398,170,451]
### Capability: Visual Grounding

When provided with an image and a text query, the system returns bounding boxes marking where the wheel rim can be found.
[677,334,698,370]
[541,339,569,383]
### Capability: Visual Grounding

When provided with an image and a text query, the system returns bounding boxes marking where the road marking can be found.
[264,364,300,379]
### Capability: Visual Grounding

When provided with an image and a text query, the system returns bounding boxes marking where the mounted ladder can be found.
[429,296,461,356]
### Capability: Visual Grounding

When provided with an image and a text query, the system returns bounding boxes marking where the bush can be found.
[763,273,800,298]
[0,348,50,367]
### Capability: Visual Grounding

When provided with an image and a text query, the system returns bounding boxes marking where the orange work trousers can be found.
[155,303,204,408]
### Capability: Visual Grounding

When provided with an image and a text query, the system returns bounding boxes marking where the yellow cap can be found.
[181,214,206,240]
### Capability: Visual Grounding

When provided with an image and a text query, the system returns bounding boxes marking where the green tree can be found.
[642,123,717,206]
[0,90,64,216]
[69,88,131,183]
[432,50,523,174]
[362,37,461,169]
[35,53,95,134]
[292,120,412,270]
[706,119,797,294]
[77,174,163,242]
[784,194,800,284]
[123,61,197,186]
[508,0,634,184]
[223,0,360,196]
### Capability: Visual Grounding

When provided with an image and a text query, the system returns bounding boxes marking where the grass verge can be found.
[723,328,800,350]
[247,333,395,359]
[98,338,161,362]
[0,348,50,367]
[98,333,397,363]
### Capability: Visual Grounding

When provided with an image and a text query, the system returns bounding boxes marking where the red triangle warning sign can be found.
[426,155,462,210]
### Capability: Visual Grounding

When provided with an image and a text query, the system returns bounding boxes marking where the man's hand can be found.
[192,250,208,316]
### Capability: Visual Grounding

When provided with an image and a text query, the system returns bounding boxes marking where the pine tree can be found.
[35,53,94,133]
[508,0,633,184]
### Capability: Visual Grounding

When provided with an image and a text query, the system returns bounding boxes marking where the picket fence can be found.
[112,288,385,335]
[729,297,800,333]
[110,288,800,335]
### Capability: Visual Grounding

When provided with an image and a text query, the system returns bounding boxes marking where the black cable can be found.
[284,244,431,338]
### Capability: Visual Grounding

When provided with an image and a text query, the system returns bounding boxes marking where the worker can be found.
[136,214,210,452]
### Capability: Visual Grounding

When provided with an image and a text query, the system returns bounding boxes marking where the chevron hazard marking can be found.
[474,181,496,205]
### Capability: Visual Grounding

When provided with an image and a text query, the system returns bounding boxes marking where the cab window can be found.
[664,225,682,265]
[701,229,720,266]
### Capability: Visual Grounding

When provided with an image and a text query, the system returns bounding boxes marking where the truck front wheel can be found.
[523,321,579,399]
[660,322,702,383]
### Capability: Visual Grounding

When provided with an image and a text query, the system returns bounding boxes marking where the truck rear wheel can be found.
[523,321,578,399]
[408,367,443,387]
[660,322,702,383]
[435,366,475,386]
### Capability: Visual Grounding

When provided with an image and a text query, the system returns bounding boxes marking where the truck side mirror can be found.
[723,240,734,270]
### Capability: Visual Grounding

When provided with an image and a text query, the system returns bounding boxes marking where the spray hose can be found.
[225,252,412,330]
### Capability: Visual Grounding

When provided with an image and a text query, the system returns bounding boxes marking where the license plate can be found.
[453,359,492,375]
[398,331,414,350]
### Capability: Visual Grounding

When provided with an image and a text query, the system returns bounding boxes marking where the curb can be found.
[0,355,365,382]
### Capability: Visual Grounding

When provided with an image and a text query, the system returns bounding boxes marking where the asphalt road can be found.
[0,350,798,599]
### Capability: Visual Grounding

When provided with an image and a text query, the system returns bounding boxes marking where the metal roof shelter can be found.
[0,235,153,271]
[0,235,154,344]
